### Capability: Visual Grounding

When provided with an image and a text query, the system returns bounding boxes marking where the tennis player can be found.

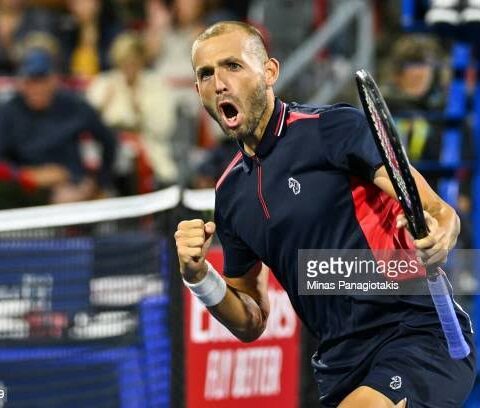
[174,21,475,407]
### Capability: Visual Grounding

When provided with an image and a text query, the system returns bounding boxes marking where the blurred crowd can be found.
[0,0,254,208]
[0,0,474,242]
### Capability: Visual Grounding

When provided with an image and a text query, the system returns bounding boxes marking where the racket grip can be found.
[427,273,470,360]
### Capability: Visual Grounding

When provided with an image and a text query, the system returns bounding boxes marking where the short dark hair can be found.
[390,35,441,74]
[192,21,268,64]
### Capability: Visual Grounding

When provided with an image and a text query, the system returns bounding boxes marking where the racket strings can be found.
[364,88,413,210]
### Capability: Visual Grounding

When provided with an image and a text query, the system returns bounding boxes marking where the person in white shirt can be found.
[86,31,178,186]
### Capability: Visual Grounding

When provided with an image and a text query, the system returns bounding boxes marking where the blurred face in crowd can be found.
[111,33,145,85]
[145,0,171,27]
[395,63,434,98]
[119,53,144,85]
[174,0,205,27]
[67,0,100,23]
[18,75,58,111]
[192,28,279,145]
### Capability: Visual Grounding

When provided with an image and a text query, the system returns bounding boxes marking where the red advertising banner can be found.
[184,246,300,408]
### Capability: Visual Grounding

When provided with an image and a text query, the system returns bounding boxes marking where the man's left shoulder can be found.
[287,101,360,115]
[286,102,365,128]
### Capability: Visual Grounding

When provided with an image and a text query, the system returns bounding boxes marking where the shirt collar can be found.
[238,98,287,172]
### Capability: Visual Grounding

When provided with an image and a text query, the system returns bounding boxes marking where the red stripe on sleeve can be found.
[286,111,320,127]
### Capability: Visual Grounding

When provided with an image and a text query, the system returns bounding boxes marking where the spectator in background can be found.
[143,0,225,186]
[59,0,121,77]
[145,0,207,110]
[382,35,445,115]
[0,33,117,206]
[381,35,447,164]
[382,35,473,248]
[86,32,178,188]
[0,0,57,75]
[143,0,171,74]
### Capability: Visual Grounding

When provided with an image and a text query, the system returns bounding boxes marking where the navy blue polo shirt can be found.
[214,98,471,352]
[0,90,117,186]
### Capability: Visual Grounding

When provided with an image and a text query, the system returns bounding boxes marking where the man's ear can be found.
[264,58,280,87]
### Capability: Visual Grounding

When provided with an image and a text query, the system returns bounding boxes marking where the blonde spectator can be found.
[86,31,178,186]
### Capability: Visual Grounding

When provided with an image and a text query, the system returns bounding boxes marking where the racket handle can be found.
[427,271,470,360]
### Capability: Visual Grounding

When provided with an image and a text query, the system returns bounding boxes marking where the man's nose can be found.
[214,71,228,94]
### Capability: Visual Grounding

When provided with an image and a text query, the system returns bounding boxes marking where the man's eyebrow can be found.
[195,66,212,76]
[195,57,243,77]
[218,57,242,65]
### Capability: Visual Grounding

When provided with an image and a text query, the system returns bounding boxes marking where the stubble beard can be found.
[205,82,268,144]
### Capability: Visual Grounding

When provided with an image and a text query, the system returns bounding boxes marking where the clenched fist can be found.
[175,219,216,283]
[396,210,452,266]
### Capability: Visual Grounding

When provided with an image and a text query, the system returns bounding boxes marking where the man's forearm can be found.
[410,166,461,251]
[183,258,269,343]
[432,202,460,250]
[208,285,267,342]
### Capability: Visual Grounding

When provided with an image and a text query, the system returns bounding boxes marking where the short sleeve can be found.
[214,205,259,278]
[323,106,383,180]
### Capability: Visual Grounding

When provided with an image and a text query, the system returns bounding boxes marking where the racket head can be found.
[355,69,428,240]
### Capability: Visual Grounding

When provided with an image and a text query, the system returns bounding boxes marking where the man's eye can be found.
[199,71,212,81]
[228,62,241,70]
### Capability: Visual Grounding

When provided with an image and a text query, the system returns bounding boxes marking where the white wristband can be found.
[183,260,227,307]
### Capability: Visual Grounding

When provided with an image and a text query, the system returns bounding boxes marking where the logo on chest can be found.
[389,375,402,390]
[288,177,301,195]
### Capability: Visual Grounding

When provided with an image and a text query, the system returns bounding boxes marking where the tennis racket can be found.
[355,69,470,360]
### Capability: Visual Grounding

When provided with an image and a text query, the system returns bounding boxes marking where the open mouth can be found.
[219,101,241,129]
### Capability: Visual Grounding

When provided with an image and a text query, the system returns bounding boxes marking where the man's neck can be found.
[242,93,275,156]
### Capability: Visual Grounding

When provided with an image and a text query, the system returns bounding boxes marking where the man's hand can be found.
[22,164,70,188]
[375,165,460,267]
[50,178,99,204]
[396,211,453,266]
[175,220,216,283]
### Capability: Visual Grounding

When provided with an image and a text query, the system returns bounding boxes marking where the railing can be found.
[275,0,374,104]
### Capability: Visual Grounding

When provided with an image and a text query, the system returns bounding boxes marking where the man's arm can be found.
[373,165,460,265]
[210,262,270,342]
[175,219,270,342]
[84,103,117,186]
